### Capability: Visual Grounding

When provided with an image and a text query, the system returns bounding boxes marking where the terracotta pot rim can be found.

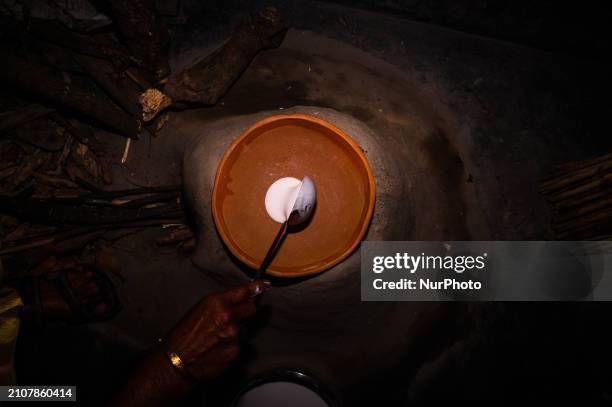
[212,113,376,278]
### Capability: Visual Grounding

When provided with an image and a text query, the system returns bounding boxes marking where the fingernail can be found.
[251,281,272,297]
[251,285,264,297]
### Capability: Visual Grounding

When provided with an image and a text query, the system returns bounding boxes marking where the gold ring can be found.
[164,350,195,382]
[167,351,186,370]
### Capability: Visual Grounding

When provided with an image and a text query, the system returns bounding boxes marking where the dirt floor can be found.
[14,2,611,405]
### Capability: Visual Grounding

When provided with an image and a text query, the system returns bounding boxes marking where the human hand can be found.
[163,280,270,381]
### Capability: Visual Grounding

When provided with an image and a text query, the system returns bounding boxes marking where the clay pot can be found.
[212,114,375,277]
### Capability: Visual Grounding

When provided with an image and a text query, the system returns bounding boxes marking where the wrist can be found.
[113,350,193,407]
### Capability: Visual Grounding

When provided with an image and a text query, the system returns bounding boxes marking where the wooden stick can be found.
[33,173,79,189]
[11,150,46,186]
[108,0,170,79]
[121,137,132,164]
[548,173,612,203]
[0,52,139,138]
[0,167,16,181]
[46,186,182,205]
[541,153,612,183]
[0,195,183,225]
[73,53,143,118]
[157,6,287,113]
[556,197,612,223]
[118,191,180,209]
[0,104,54,132]
[155,226,194,246]
[554,188,612,212]
[28,19,138,71]
[0,218,182,256]
[541,159,612,194]
[87,186,182,200]
[584,235,612,241]
[555,208,612,234]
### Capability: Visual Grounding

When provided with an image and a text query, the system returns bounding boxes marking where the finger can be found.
[232,301,257,321]
[221,280,271,304]
[217,322,239,340]
[213,308,231,328]
[206,341,241,365]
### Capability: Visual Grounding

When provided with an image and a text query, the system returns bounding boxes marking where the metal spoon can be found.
[255,176,316,279]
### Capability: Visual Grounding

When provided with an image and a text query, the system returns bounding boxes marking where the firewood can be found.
[86,185,181,200]
[0,52,140,138]
[155,225,194,246]
[53,134,74,173]
[541,151,612,239]
[121,137,132,164]
[548,173,612,203]
[70,141,113,185]
[51,115,104,152]
[33,173,79,189]
[28,19,139,71]
[2,222,32,242]
[24,35,86,75]
[0,195,183,225]
[559,219,612,240]
[583,235,612,241]
[0,141,24,170]
[139,6,288,121]
[540,153,612,183]
[0,167,16,181]
[10,117,66,152]
[178,237,196,253]
[34,186,182,207]
[1,223,57,244]
[65,160,101,190]
[556,197,612,223]
[555,208,612,234]
[125,67,153,90]
[72,53,143,117]
[0,236,55,256]
[165,6,287,104]
[0,230,106,274]
[0,104,54,132]
[117,191,180,209]
[540,158,612,194]
[554,189,612,212]
[108,0,170,79]
[0,218,181,264]
[11,150,47,186]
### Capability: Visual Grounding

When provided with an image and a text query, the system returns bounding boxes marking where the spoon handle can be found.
[255,221,289,280]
